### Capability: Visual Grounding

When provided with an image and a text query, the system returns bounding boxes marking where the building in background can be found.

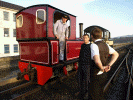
[0,0,24,57]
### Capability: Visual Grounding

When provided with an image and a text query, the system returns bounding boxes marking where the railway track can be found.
[0,43,132,100]
[104,48,131,92]
[0,69,76,100]
[103,48,133,100]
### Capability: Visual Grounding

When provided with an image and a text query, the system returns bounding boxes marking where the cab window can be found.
[16,14,23,28]
[36,9,46,24]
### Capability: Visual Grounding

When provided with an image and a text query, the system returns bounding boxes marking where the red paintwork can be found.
[50,40,59,65]
[47,7,55,38]
[63,66,68,75]
[66,41,84,61]
[74,62,78,70]
[16,7,47,40]
[32,64,52,85]
[19,41,49,65]
[68,16,76,40]
[19,61,53,85]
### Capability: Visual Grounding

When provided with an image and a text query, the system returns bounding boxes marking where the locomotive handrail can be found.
[103,49,130,92]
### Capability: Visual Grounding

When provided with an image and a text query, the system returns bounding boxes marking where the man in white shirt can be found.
[54,15,69,62]
[90,27,119,100]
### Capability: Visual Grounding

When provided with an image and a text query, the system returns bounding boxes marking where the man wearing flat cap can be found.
[54,14,69,62]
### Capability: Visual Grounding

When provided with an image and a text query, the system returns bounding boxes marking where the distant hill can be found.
[112,35,133,43]
[112,34,133,39]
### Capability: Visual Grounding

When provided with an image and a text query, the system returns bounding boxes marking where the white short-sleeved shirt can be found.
[90,39,116,60]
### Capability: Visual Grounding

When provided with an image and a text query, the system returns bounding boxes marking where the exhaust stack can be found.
[79,23,83,38]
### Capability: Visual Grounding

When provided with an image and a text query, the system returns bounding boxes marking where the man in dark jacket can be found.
[76,34,91,99]
[90,27,119,100]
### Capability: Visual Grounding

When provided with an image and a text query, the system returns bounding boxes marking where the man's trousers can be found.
[90,68,107,100]
[59,41,65,61]
[77,64,90,98]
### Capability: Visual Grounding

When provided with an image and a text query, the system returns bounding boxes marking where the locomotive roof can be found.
[84,25,110,33]
[16,4,76,17]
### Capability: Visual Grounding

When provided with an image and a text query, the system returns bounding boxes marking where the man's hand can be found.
[55,35,59,39]
[65,37,68,40]
[100,68,105,72]
[103,65,111,72]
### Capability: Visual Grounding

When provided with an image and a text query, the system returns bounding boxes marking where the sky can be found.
[4,0,133,38]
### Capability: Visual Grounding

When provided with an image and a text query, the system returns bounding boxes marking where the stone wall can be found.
[0,56,20,72]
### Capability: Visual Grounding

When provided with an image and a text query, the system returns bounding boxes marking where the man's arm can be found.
[91,43,104,72]
[108,51,119,66]
[107,44,119,66]
[104,51,119,72]
[93,55,104,72]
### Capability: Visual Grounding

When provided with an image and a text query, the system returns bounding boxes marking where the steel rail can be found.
[11,85,42,100]
[103,49,130,92]
[125,57,130,83]
[0,82,33,96]
[125,57,133,85]
[126,59,133,100]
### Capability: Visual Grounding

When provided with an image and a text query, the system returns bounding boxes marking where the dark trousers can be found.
[90,68,107,100]
[77,64,90,98]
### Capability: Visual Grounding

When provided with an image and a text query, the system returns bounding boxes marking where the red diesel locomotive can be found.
[16,4,112,85]
[16,4,84,85]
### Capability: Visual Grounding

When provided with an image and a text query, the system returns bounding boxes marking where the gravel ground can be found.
[25,72,80,100]
[0,69,20,82]
[105,66,128,100]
